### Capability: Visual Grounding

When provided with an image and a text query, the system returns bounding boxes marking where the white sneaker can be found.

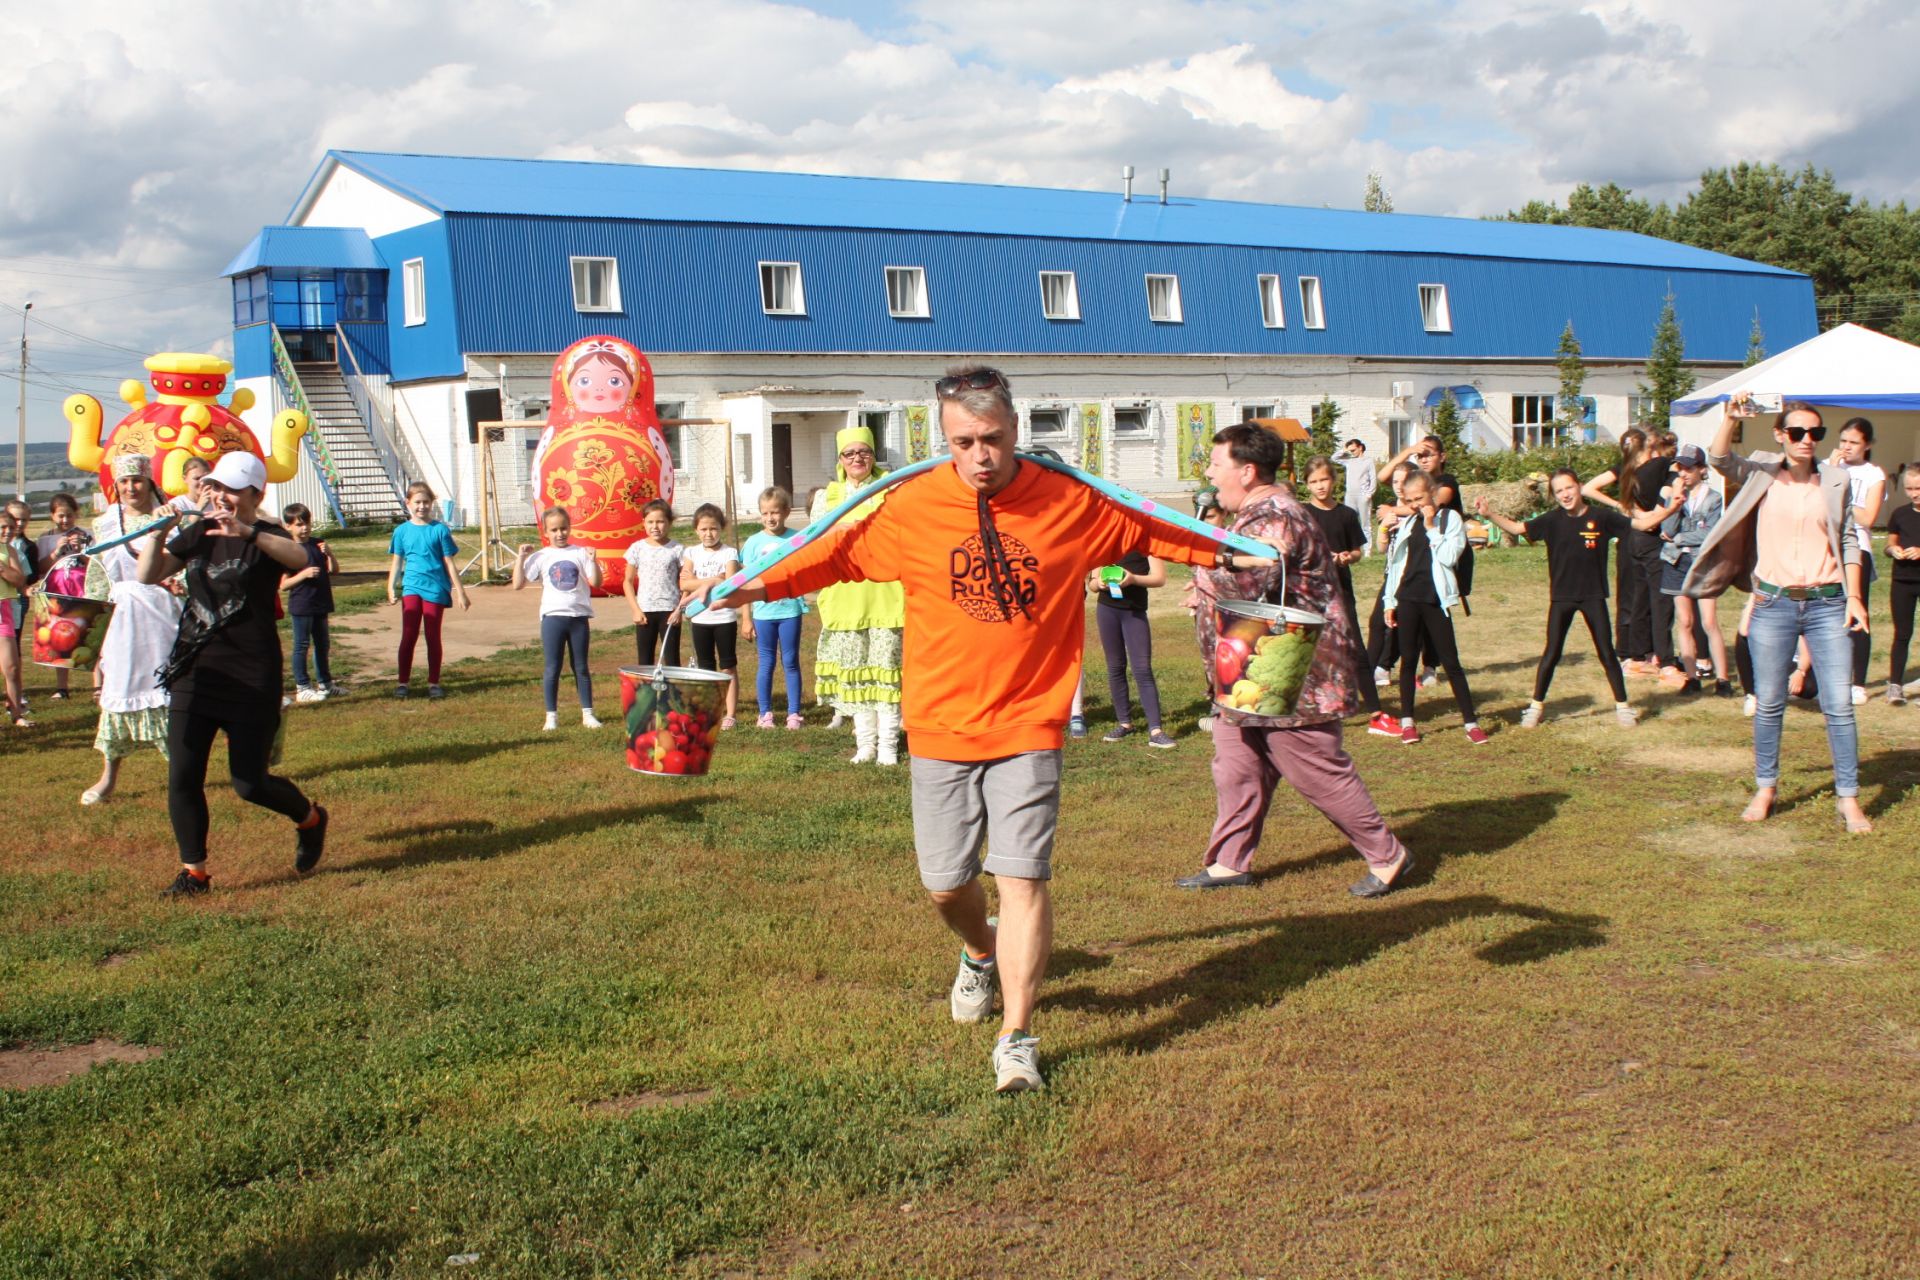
[1850,684,1867,706]
[1373,666,1390,688]
[542,712,558,732]
[581,709,603,728]
[1742,694,1757,718]
[1614,705,1639,727]
[1419,668,1438,689]
[1519,704,1543,729]
[992,1032,1043,1094]
[294,687,327,704]
[950,952,997,1024]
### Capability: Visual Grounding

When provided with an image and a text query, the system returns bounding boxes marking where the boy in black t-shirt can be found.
[1477,468,1665,728]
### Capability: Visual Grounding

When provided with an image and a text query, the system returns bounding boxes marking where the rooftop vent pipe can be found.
[1123,165,1135,203]
[1159,168,1170,204]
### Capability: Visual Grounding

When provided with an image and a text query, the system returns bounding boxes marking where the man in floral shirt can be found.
[1180,423,1415,898]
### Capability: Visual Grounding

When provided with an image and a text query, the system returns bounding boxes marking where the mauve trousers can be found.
[1203,718,1407,875]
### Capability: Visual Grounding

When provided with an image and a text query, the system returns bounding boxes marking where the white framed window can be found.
[1626,395,1660,427]
[1039,271,1079,320]
[759,261,805,315]
[1112,406,1154,436]
[1418,283,1451,333]
[1511,394,1558,449]
[884,266,928,318]
[1145,274,1183,323]
[570,257,621,312]
[1386,417,1417,454]
[1298,276,1325,329]
[1027,407,1069,438]
[1257,275,1285,328]
[1241,403,1276,421]
[402,258,426,327]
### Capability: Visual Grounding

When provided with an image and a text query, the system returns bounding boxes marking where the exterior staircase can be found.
[292,361,406,522]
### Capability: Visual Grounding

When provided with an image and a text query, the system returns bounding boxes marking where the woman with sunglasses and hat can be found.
[79,454,181,805]
[807,425,907,764]
[134,451,330,895]
[1683,398,1872,833]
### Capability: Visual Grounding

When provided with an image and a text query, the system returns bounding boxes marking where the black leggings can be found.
[1396,600,1476,722]
[1853,575,1873,687]
[634,611,681,667]
[167,707,311,864]
[1629,533,1674,664]
[1368,589,1440,675]
[1534,598,1628,703]
[1890,579,1918,687]
[1614,545,1644,655]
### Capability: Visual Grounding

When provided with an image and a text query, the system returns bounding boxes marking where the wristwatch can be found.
[1217,548,1237,572]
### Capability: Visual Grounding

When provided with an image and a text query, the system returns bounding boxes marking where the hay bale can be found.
[1463,477,1548,523]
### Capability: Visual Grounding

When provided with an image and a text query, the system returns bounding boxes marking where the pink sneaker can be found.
[785,713,804,730]
[1400,725,1421,746]
[1464,724,1490,746]
[756,712,775,729]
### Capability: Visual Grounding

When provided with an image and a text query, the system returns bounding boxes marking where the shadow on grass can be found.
[1052,892,1607,1056]
[343,799,714,871]
[296,735,546,780]
[1778,746,1920,821]
[210,1227,404,1280]
[1383,788,1569,881]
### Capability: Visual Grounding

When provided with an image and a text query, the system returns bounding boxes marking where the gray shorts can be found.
[909,750,1062,891]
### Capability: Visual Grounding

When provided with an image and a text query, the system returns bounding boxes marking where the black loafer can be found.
[295,805,328,874]
[1349,854,1415,898]
[1175,869,1252,889]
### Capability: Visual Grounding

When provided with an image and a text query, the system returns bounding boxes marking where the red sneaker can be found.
[1464,724,1490,746]
[1399,725,1422,746]
[1367,711,1401,737]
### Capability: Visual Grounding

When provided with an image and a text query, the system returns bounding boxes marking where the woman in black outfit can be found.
[1303,456,1395,736]
[135,452,328,897]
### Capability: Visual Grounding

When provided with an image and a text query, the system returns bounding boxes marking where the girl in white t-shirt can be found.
[679,503,742,729]
[514,506,603,731]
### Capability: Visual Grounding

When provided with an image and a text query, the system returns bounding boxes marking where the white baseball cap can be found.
[205,451,267,493]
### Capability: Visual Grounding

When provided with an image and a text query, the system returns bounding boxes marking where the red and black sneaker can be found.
[160,869,210,899]
[295,805,329,874]
[1399,724,1422,746]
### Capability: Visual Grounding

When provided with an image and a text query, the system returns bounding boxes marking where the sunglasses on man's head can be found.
[935,369,1008,398]
[1783,425,1827,443]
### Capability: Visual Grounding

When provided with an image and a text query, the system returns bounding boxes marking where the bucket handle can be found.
[652,615,679,681]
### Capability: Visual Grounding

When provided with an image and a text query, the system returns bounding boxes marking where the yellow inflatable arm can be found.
[266,409,309,483]
[160,448,192,497]
[63,395,106,473]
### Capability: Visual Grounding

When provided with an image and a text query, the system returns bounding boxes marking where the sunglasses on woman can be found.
[1782,425,1826,443]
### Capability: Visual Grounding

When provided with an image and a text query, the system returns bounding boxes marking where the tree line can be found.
[1505,163,1920,343]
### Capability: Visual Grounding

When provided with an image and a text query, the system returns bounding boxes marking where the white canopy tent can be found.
[1670,325,1920,508]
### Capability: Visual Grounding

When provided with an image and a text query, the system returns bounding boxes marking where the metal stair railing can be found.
[269,325,347,527]
[332,324,413,506]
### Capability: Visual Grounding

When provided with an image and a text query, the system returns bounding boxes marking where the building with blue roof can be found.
[226,149,1817,525]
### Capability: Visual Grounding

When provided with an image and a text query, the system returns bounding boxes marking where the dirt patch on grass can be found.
[1651,821,1799,862]
[588,1088,716,1116]
[0,1039,163,1090]
[1628,745,1752,774]
[98,951,133,968]
[1761,941,1883,967]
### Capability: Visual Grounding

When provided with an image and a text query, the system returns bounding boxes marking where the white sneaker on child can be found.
[581,710,603,728]
[542,712,558,732]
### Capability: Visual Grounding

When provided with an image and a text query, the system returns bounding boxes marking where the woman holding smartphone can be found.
[1682,397,1871,833]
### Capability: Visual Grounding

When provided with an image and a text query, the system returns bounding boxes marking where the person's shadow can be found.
[337,798,714,872]
[1051,893,1607,1058]
[1242,789,1569,887]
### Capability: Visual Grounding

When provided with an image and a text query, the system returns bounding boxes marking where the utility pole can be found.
[14,301,29,502]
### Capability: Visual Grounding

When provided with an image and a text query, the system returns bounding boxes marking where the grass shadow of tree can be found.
[1051,893,1607,1057]
[209,1227,405,1280]
[1782,746,1920,820]
[344,799,714,871]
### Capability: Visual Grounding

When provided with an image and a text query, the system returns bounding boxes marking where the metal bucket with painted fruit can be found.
[619,665,731,776]
[1210,598,1327,718]
[26,590,115,672]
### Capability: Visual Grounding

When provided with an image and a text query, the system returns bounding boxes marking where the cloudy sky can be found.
[3,0,1913,446]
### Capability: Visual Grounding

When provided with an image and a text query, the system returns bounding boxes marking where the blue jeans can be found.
[541,614,592,712]
[290,614,332,689]
[754,614,803,716]
[1746,590,1857,796]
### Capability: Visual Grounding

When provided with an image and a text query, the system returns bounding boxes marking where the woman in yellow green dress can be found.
[808,425,906,764]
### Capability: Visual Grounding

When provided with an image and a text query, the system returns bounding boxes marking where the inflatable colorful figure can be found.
[531,336,675,595]
[63,353,307,502]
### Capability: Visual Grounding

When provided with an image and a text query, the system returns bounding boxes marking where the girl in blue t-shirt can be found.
[386,482,471,698]
[741,486,809,728]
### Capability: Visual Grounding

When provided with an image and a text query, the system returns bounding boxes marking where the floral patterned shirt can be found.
[1192,491,1362,729]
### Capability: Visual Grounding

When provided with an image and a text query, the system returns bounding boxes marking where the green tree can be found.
[1363,171,1393,213]
[1745,310,1767,366]
[1430,390,1467,462]
[1555,322,1587,433]
[1309,396,1343,458]
[1638,292,1696,422]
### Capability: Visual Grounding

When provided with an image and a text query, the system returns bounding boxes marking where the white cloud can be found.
[1,0,1912,441]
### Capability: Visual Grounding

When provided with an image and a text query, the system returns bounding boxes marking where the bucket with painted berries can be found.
[1209,598,1327,718]
[26,590,115,672]
[619,665,731,776]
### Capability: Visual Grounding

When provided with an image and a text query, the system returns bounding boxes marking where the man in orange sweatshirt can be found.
[691,366,1275,1094]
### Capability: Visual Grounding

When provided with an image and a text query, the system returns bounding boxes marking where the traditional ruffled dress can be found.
[87,505,180,760]
[809,476,906,712]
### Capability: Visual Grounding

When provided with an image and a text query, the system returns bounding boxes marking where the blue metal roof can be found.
[310,151,1802,279]
[223,226,383,277]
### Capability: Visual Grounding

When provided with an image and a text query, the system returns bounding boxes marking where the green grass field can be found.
[2,534,1917,1278]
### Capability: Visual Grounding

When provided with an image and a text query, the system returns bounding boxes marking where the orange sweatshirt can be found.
[761,461,1228,761]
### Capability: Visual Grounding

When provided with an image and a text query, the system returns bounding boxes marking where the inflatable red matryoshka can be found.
[531,337,675,595]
